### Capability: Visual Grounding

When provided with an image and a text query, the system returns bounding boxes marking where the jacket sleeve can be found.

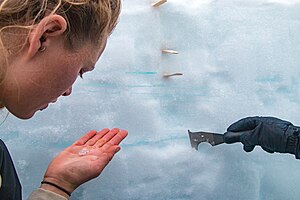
[27,188,69,200]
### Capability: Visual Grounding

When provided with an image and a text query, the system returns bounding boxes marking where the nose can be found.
[62,87,72,96]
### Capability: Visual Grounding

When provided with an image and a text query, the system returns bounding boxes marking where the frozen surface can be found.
[1,0,300,199]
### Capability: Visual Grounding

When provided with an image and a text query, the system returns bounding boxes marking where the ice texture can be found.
[0,0,300,199]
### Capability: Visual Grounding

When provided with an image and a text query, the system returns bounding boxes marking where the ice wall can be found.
[1,0,300,199]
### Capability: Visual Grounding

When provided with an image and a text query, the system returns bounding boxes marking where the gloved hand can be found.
[224,116,300,159]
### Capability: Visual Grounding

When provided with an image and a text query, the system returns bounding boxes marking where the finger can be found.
[93,146,121,172]
[259,117,292,126]
[243,145,255,152]
[224,131,243,143]
[94,128,120,148]
[73,130,97,145]
[107,145,121,154]
[102,130,128,150]
[227,116,260,132]
[105,145,121,161]
[106,129,128,145]
[224,130,253,144]
[86,128,110,146]
[261,146,274,154]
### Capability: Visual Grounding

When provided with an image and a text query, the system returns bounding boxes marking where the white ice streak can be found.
[267,0,300,5]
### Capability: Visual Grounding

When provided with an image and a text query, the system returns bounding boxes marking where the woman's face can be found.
[1,37,107,119]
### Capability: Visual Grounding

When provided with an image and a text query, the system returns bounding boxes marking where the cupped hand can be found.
[41,128,128,195]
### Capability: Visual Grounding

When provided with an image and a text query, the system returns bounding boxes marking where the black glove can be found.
[224,116,300,159]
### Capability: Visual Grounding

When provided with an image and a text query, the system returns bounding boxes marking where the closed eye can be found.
[79,69,85,79]
[79,65,95,79]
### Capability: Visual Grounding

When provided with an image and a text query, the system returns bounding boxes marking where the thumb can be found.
[224,131,243,143]
[224,130,253,144]
[261,146,275,154]
[227,117,260,132]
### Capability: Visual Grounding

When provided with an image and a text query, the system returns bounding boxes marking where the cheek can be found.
[42,50,85,96]
[54,68,78,91]
[44,63,79,96]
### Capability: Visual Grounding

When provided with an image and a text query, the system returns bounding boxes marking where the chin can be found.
[8,109,36,120]
[15,112,35,120]
[18,113,35,120]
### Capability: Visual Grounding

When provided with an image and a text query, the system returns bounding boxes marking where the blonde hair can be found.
[0,0,121,49]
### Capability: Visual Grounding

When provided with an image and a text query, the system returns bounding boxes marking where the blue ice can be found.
[1,0,300,199]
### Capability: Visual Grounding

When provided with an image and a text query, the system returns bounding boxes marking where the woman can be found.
[0,0,128,199]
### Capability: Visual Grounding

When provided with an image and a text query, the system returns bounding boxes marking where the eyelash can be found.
[79,69,85,79]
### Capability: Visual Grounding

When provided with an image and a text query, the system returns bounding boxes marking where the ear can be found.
[27,15,67,59]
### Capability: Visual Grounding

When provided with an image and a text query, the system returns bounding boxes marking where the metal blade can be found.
[188,130,225,150]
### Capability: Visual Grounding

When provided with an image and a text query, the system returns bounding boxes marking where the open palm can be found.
[42,128,128,193]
